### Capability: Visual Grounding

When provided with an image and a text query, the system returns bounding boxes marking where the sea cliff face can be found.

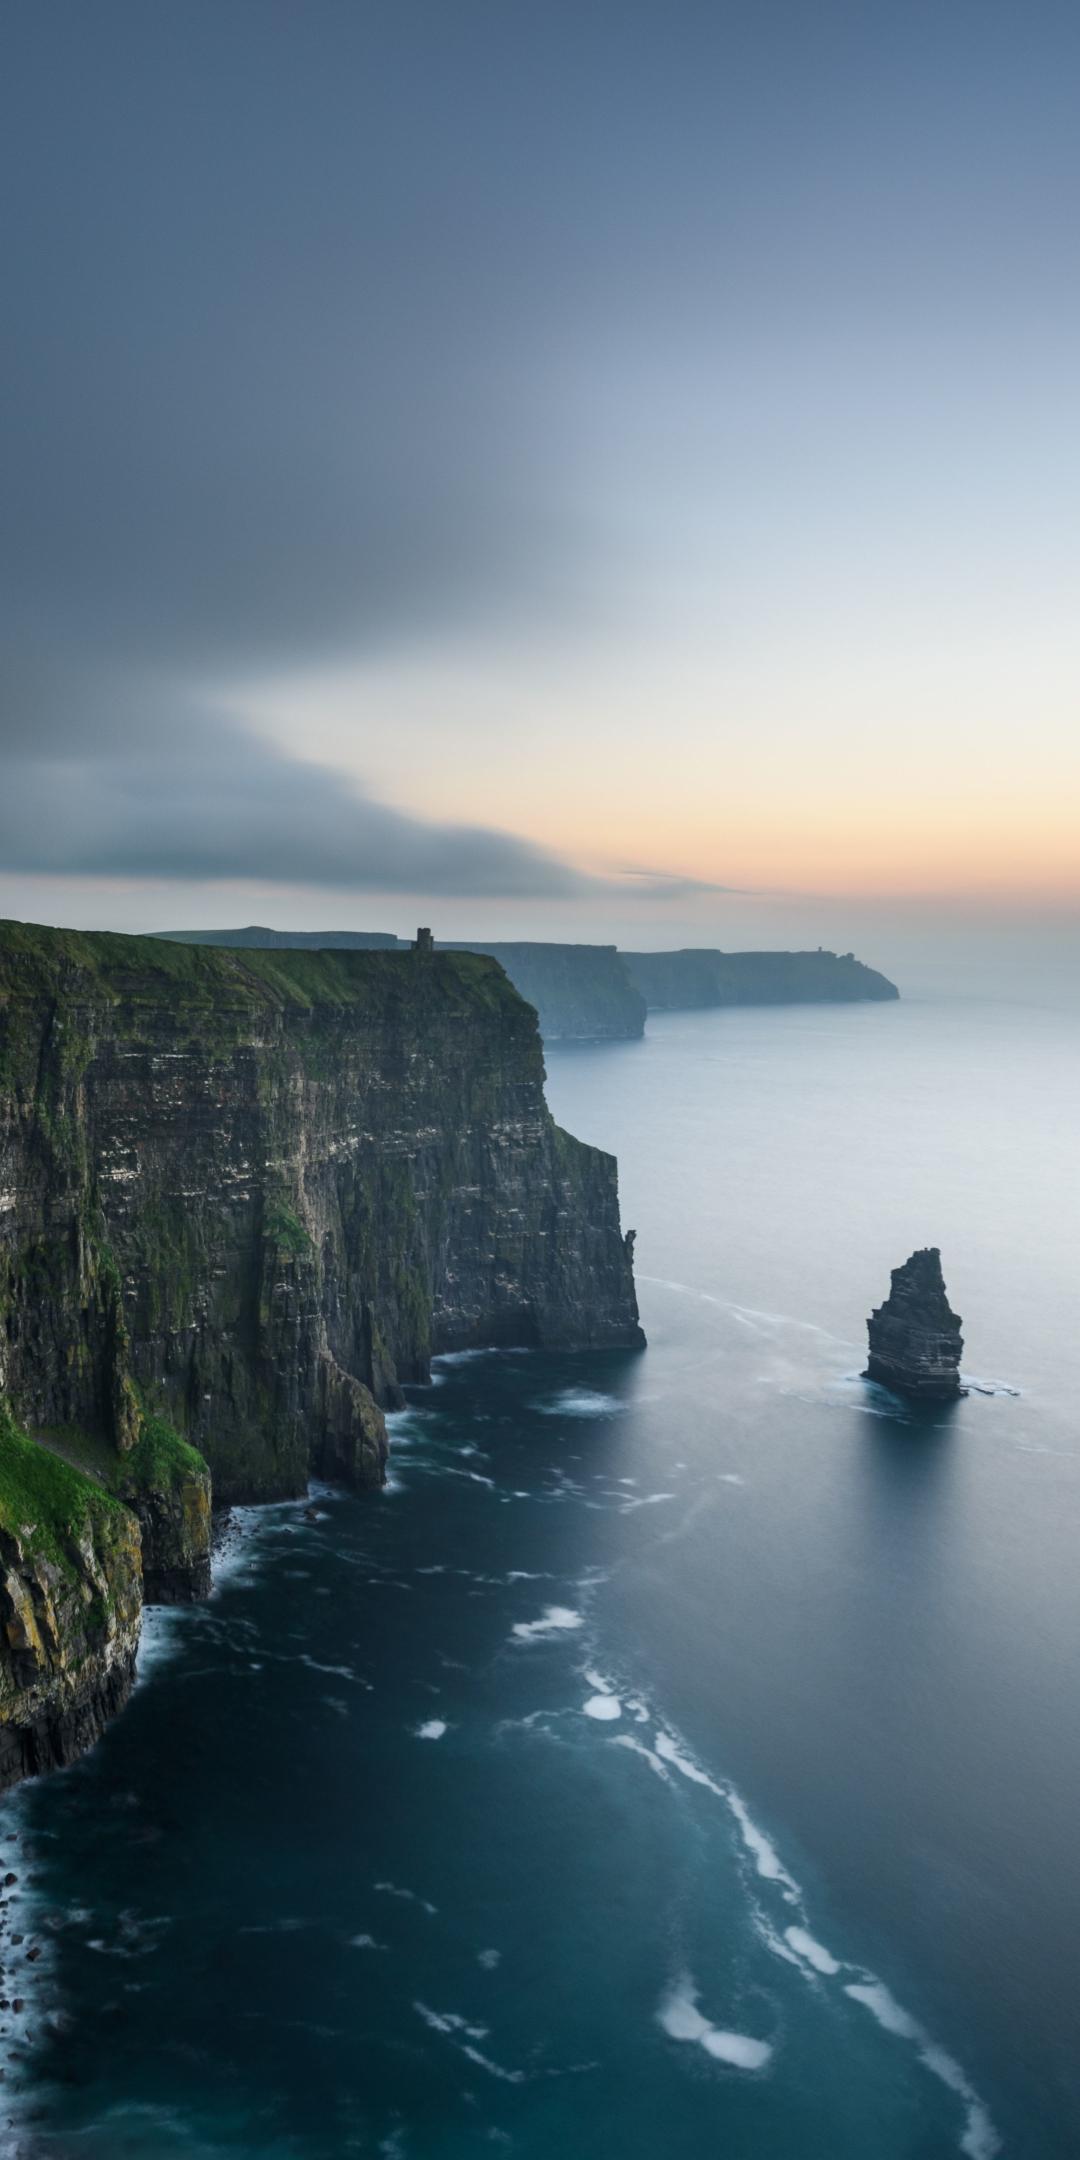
[0,921,642,1785]
[0,924,642,1505]
[437,943,647,1041]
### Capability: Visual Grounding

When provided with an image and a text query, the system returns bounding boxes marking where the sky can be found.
[2,0,1078,977]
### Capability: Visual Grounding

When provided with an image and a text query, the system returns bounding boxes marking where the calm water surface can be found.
[3,990,1078,2158]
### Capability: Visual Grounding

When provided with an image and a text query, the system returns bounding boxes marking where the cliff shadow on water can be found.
[0,920,642,1788]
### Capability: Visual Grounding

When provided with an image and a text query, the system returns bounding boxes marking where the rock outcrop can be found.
[621,948,900,1010]
[864,1248,964,1401]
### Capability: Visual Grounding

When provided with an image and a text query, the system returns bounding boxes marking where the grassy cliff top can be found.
[0,1399,132,1577]
[0,919,523,1022]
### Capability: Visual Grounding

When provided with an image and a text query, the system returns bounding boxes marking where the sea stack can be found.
[865,1248,964,1401]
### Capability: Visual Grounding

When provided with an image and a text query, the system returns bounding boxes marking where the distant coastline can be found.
[159,929,900,1042]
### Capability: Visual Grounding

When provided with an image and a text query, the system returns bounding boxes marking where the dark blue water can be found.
[4,991,1078,2158]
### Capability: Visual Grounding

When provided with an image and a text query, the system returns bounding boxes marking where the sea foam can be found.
[583,1693,622,1721]
[657,1976,772,2071]
[511,1606,584,1642]
[784,1925,841,1975]
[533,1389,621,1418]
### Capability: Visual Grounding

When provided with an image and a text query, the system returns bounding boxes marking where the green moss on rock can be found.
[0,1399,143,1790]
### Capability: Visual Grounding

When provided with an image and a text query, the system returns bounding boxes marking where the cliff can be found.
[437,942,646,1041]
[0,1401,143,1787]
[0,922,642,1501]
[162,929,648,1042]
[865,1248,964,1401]
[0,920,642,1785]
[621,948,900,1010]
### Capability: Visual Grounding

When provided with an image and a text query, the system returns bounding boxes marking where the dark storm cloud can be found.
[0,715,592,897]
[0,669,721,899]
[0,4,623,894]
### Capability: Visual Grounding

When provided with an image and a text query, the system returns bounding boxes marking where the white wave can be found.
[583,1665,616,1692]
[593,1682,996,2160]
[477,1947,501,1969]
[298,1654,365,1683]
[845,1980,920,2039]
[846,1985,1000,2156]
[461,2043,526,2083]
[135,1604,190,1683]
[609,1734,670,1780]
[724,1791,799,1895]
[0,1804,57,2131]
[533,1389,622,1418]
[583,1694,622,1721]
[511,1605,584,1642]
[750,1911,806,1969]
[414,2002,488,2041]
[414,1719,448,1740]
[414,2003,524,2086]
[921,2045,1002,2160]
[349,1933,385,1950]
[619,1491,675,1513]
[657,1976,772,2071]
[374,1882,437,1916]
[718,1472,745,1485]
[784,1925,841,1975]
[653,1731,799,1896]
[961,1375,1021,1398]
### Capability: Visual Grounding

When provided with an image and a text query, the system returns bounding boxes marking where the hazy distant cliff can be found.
[0,922,641,1783]
[621,948,899,1010]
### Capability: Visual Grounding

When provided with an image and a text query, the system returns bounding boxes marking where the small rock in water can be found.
[865,1247,964,1402]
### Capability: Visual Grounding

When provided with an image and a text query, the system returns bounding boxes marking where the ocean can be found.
[3,985,1078,2157]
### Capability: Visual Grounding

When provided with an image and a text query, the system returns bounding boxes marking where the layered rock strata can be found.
[1,921,642,1782]
[1,924,642,1497]
[865,1248,964,1401]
